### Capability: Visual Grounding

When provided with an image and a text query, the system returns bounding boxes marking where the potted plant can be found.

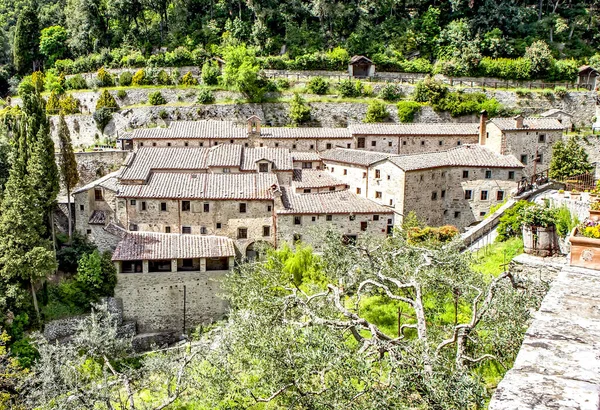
[519,203,559,257]
[557,189,565,198]
[569,220,600,270]
[590,201,600,221]
[571,189,581,201]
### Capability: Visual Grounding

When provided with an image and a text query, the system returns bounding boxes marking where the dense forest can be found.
[1,0,600,88]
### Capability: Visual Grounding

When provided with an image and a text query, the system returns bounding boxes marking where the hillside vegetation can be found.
[2,0,600,96]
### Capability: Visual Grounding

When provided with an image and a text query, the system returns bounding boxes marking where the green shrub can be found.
[412,77,448,104]
[201,62,220,85]
[56,233,97,273]
[76,250,117,300]
[93,107,113,131]
[65,74,87,90]
[159,109,168,119]
[338,79,363,98]
[164,46,193,67]
[407,225,459,245]
[289,93,311,125]
[397,101,421,123]
[496,200,534,241]
[554,86,567,98]
[59,94,81,114]
[10,338,38,368]
[95,89,118,110]
[119,71,133,86]
[541,89,554,98]
[180,71,198,86]
[196,88,214,104]
[514,88,532,97]
[555,206,579,237]
[117,89,127,99]
[132,69,149,86]
[96,67,114,87]
[477,57,531,81]
[307,77,329,95]
[378,84,402,101]
[148,91,167,105]
[275,78,290,90]
[156,69,171,85]
[46,91,60,114]
[364,100,389,123]
[54,58,75,74]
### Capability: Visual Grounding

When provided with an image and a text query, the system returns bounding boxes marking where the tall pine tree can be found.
[12,6,40,75]
[57,114,79,239]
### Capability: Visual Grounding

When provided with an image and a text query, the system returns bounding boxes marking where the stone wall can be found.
[115,270,229,333]
[72,150,128,186]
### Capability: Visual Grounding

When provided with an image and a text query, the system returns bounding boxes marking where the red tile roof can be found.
[278,188,393,215]
[350,123,480,136]
[292,169,347,189]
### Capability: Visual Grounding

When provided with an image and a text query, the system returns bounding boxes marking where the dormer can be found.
[256,159,273,173]
[247,115,261,136]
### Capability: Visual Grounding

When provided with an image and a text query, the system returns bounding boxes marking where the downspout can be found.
[272,201,277,248]
[366,165,370,197]
[178,199,181,232]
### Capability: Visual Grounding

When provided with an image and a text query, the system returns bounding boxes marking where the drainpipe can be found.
[272,201,277,248]
[178,199,181,232]
[365,165,370,197]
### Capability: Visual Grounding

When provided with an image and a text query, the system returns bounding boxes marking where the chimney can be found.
[479,110,487,146]
[514,114,524,129]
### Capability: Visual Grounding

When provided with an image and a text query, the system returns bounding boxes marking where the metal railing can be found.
[517,169,550,196]
[561,172,597,192]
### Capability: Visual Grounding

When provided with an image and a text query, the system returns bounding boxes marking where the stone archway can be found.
[245,240,273,260]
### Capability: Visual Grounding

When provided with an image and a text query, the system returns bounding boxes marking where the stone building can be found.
[348,55,376,77]
[292,152,323,170]
[292,169,348,194]
[277,189,394,247]
[481,114,565,177]
[321,145,523,229]
[539,109,573,131]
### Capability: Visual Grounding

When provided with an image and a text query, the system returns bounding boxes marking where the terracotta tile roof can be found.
[128,127,172,140]
[118,132,133,141]
[167,120,248,139]
[89,210,107,225]
[350,123,480,136]
[320,148,392,167]
[241,147,293,171]
[350,55,373,65]
[488,117,566,131]
[120,147,212,181]
[73,171,121,194]
[388,144,523,171]
[112,232,235,261]
[117,173,279,200]
[259,127,351,139]
[292,169,347,189]
[278,188,393,215]
[104,223,128,239]
[207,144,243,167]
[292,152,321,161]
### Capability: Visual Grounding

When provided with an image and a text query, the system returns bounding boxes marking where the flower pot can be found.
[590,210,600,222]
[569,227,600,270]
[522,225,559,257]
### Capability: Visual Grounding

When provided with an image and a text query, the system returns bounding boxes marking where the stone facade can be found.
[352,134,478,155]
[115,270,229,333]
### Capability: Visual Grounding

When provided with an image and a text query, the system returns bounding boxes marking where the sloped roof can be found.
[73,171,121,194]
[117,173,279,200]
[278,188,392,215]
[350,123,480,136]
[349,55,373,65]
[130,120,248,140]
[259,127,352,139]
[488,117,566,131]
[120,147,212,180]
[112,232,235,261]
[293,169,347,189]
[388,145,523,171]
[207,144,243,167]
[292,152,322,161]
[579,65,599,75]
[89,210,107,225]
[241,147,293,171]
[320,148,392,167]
[539,109,572,118]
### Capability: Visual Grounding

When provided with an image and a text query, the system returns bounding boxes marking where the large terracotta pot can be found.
[569,228,600,270]
[590,210,600,222]
[522,225,559,257]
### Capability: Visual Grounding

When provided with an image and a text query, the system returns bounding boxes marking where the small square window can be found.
[311,216,316,222]
[462,170,469,178]
[240,203,247,213]
[356,188,361,194]
[326,143,332,149]
[371,141,377,147]
[480,211,486,216]
[360,221,368,231]
[465,190,473,200]
[200,227,207,235]
[216,222,222,229]
[438,140,443,146]
[223,168,231,173]
[485,170,492,179]
[160,202,167,211]
[441,190,446,198]
[302,162,312,169]
[152,142,157,147]
[387,175,391,180]
[457,141,462,146]
[203,203,210,212]
[230,139,234,144]
[165,226,171,233]
[520,154,528,165]
[357,138,366,148]
[267,205,272,212]
[167,142,171,147]
[294,216,302,225]
[94,188,103,201]
[80,204,84,211]
[244,143,248,147]
[454,211,460,218]
[388,218,393,225]
[184,142,189,147]
[292,144,297,149]
[326,215,332,221]
[139,142,144,147]
[388,141,392,147]
[86,229,92,234]
[259,143,263,147]
[362,172,367,179]
[303,188,311,193]
[497,191,505,201]
[508,171,515,179]
[402,140,407,146]
[310,144,314,150]
[343,169,347,175]
[331,167,335,173]
[373,215,379,221]
[481,190,489,200]
[182,201,191,211]
[263,226,271,236]
[538,134,546,143]
[537,154,543,163]
[421,141,425,146]
[182,226,192,234]
[375,191,382,199]
[141,201,147,211]
[389,199,394,206]
[431,192,437,200]
[349,215,356,221]
[129,224,138,231]
[259,163,269,173]
[199,142,204,147]
[130,199,136,206]
[275,143,279,147]
[346,143,351,148]
[237,228,248,239]
[293,233,302,242]
[375,169,381,178]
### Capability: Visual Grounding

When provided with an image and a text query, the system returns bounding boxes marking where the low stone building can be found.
[539,108,573,131]
[277,189,394,247]
[321,145,523,229]
[292,152,323,170]
[481,114,565,177]
[112,231,234,332]
[292,169,348,193]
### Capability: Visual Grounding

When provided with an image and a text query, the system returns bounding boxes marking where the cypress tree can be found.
[13,6,40,75]
[57,114,79,239]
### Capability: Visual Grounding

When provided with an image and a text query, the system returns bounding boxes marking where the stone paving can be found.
[489,264,600,410]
